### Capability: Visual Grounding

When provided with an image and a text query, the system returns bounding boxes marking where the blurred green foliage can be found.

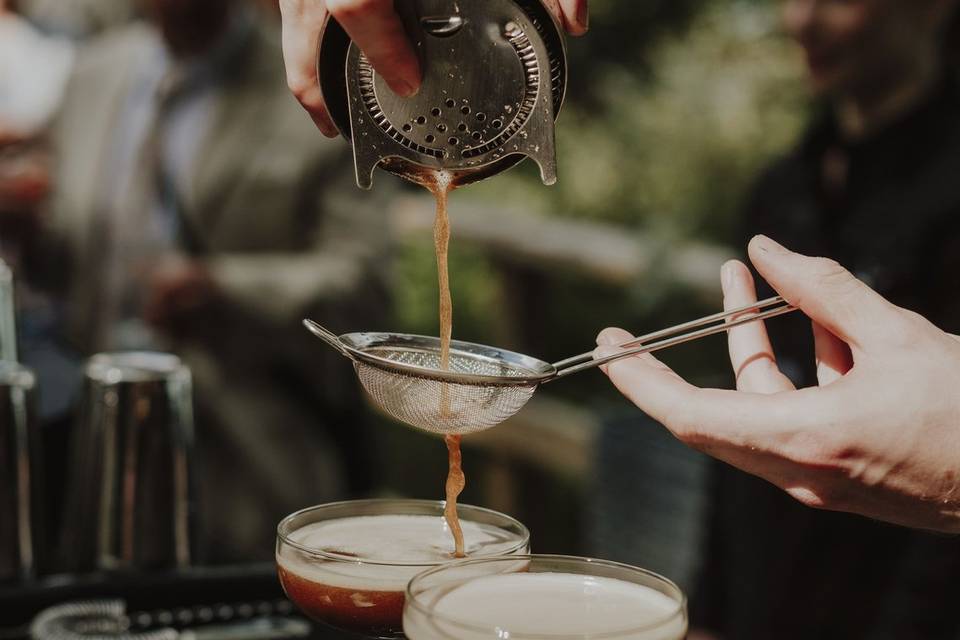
[468,1,808,238]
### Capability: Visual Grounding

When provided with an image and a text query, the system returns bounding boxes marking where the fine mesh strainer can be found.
[305,297,796,435]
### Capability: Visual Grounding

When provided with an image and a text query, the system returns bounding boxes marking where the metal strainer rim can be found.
[339,332,556,387]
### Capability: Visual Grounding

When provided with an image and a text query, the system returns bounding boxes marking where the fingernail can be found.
[721,261,736,289]
[596,332,614,346]
[594,345,620,360]
[753,234,788,254]
[577,1,589,32]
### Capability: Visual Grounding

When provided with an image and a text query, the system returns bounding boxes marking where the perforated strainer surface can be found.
[353,346,541,435]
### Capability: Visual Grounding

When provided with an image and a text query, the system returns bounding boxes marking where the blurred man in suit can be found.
[24,0,391,562]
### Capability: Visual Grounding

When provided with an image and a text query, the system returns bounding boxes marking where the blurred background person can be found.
[692,0,960,638]
[17,0,391,563]
[0,0,76,472]
[0,0,72,247]
[15,0,135,41]
[0,0,74,142]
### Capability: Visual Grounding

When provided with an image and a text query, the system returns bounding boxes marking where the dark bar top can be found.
[0,564,342,639]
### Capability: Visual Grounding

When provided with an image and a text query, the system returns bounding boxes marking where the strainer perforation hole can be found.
[402,123,412,132]
[461,106,471,115]
[416,116,426,125]
[448,137,459,146]
[445,99,456,108]
[492,119,503,129]
[458,123,468,132]
[431,108,442,117]
[425,134,436,143]
[476,113,487,122]
[472,131,483,141]
[437,123,448,133]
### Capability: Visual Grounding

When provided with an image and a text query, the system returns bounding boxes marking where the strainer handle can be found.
[303,319,352,359]
[549,297,796,380]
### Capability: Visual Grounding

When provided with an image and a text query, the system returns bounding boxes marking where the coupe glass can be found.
[276,499,529,639]
[403,554,687,640]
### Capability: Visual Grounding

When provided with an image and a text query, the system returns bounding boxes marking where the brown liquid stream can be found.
[444,434,466,558]
[432,178,453,373]
[426,173,466,558]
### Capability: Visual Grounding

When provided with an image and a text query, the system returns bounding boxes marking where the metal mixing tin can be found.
[318,0,567,188]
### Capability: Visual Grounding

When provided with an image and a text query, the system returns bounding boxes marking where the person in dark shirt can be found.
[692,1,960,638]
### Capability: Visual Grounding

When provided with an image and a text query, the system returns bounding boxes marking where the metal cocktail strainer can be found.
[318,0,566,188]
[304,297,797,435]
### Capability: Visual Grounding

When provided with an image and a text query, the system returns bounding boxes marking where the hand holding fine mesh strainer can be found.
[304,297,796,435]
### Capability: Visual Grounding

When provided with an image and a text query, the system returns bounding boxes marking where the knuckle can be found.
[884,307,933,350]
[673,420,713,450]
[668,401,707,444]
[897,308,928,328]
[288,80,307,101]
[781,431,856,512]
[792,429,842,464]
[812,257,852,289]
[897,307,934,335]
[287,76,319,105]
[749,356,782,380]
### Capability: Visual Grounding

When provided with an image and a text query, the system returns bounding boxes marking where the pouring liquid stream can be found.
[428,171,466,558]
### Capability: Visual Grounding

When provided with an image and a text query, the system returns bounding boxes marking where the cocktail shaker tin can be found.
[61,352,197,572]
[0,362,41,583]
[0,259,17,362]
[318,0,567,188]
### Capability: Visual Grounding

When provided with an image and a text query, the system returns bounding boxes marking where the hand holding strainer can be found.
[304,297,795,436]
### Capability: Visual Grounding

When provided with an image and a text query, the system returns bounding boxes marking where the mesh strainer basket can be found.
[304,295,795,436]
[306,323,552,435]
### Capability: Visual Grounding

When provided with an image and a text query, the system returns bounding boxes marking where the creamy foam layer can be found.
[278,515,524,591]
[404,573,686,640]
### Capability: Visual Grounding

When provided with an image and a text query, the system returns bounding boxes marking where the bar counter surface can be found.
[0,564,340,639]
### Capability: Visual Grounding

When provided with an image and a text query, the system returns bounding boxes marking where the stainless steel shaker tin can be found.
[62,352,197,572]
[0,362,41,582]
[0,259,18,362]
[319,0,567,188]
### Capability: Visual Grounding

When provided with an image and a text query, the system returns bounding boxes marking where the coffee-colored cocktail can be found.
[276,499,529,639]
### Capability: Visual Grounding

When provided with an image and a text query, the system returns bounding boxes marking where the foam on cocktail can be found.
[278,514,524,591]
[404,572,686,640]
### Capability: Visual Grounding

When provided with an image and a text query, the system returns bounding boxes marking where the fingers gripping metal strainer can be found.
[303,297,797,436]
[318,0,566,189]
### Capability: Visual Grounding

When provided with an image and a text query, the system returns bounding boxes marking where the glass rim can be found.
[276,499,531,567]
[404,553,687,638]
[86,351,188,383]
[0,361,36,387]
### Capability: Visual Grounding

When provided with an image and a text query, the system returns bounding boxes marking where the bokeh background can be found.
[9,0,960,638]
[0,0,810,585]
